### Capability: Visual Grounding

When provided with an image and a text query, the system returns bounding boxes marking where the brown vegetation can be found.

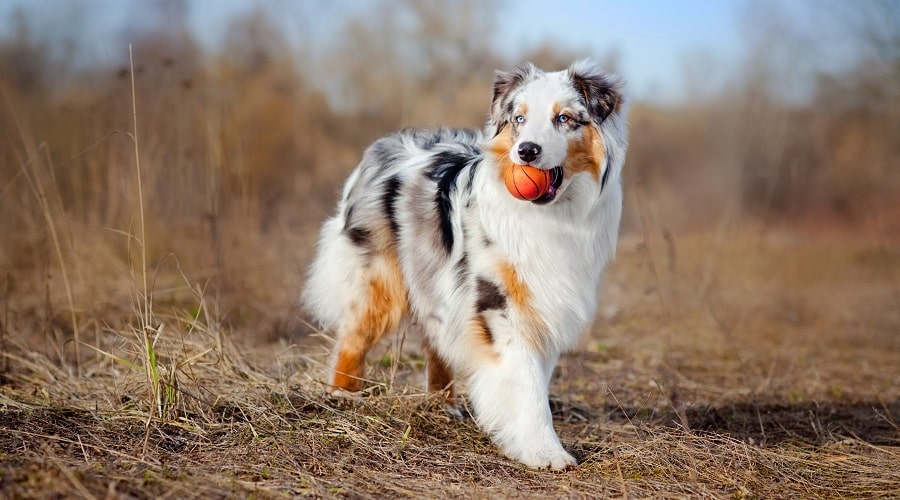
[1,1,898,497]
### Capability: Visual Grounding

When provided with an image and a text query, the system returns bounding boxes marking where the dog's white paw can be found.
[326,388,362,399]
[510,446,576,471]
[546,450,577,471]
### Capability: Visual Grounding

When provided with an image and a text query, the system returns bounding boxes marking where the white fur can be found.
[303,61,628,470]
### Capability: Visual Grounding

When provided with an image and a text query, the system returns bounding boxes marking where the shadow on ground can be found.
[552,398,900,447]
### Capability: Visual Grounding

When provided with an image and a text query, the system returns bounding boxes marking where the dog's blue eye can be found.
[515,115,525,124]
[557,114,570,124]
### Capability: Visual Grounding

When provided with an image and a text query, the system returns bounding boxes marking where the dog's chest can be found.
[470,204,605,332]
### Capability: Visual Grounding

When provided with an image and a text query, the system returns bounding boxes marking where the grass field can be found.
[2,216,898,497]
[1,18,898,495]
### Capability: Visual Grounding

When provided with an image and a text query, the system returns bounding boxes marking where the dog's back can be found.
[301,127,481,334]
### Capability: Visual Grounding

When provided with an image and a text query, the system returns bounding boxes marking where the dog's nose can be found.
[517,142,541,163]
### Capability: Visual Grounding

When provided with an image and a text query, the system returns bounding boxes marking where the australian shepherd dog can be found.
[303,60,628,469]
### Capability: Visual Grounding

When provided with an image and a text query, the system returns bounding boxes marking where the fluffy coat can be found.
[303,60,629,469]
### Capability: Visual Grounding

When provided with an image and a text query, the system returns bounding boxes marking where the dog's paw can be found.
[510,446,577,471]
[544,450,577,471]
[445,402,467,420]
[326,387,363,400]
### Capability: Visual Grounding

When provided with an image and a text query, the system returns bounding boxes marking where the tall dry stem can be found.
[129,44,151,332]
[125,44,169,429]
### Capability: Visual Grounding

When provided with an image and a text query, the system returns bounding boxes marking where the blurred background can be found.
[0,0,897,349]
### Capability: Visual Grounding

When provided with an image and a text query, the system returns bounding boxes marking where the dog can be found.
[302,60,628,470]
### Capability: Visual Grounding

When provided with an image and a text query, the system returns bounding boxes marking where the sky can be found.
[1,0,751,103]
[497,0,748,100]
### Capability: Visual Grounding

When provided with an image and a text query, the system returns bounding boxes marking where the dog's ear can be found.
[568,60,623,124]
[490,63,537,134]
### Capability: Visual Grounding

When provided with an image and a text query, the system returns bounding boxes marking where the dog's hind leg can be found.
[422,336,461,415]
[423,337,454,393]
[329,254,408,394]
[304,211,409,394]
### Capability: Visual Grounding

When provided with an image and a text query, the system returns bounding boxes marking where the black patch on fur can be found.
[491,63,536,130]
[476,277,507,313]
[467,158,480,191]
[454,253,469,288]
[344,203,355,225]
[602,149,613,192]
[570,71,620,124]
[492,122,507,138]
[572,113,591,127]
[344,226,372,248]
[381,175,402,239]
[427,151,471,254]
[342,204,371,248]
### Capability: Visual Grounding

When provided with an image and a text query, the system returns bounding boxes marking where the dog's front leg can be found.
[467,347,575,470]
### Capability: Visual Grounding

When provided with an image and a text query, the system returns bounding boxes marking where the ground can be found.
[1,226,898,498]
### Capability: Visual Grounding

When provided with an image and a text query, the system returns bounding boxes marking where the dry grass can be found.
[2,92,899,500]
[1,5,899,496]
[1,220,898,498]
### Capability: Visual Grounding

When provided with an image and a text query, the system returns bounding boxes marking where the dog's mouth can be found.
[531,166,563,205]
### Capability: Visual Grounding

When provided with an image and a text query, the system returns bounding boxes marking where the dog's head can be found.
[486,60,627,205]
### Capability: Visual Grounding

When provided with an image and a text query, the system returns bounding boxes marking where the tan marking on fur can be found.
[332,350,365,392]
[487,125,516,182]
[498,262,548,353]
[488,103,527,182]
[564,125,604,182]
[552,101,563,118]
[465,314,501,364]
[474,314,494,346]
[330,250,408,393]
[499,261,532,308]
[423,337,455,402]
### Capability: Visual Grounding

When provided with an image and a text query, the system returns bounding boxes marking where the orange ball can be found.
[504,163,552,201]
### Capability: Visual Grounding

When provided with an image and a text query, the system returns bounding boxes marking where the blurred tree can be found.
[213,8,336,226]
[328,0,502,134]
[0,9,49,94]
[725,0,900,218]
